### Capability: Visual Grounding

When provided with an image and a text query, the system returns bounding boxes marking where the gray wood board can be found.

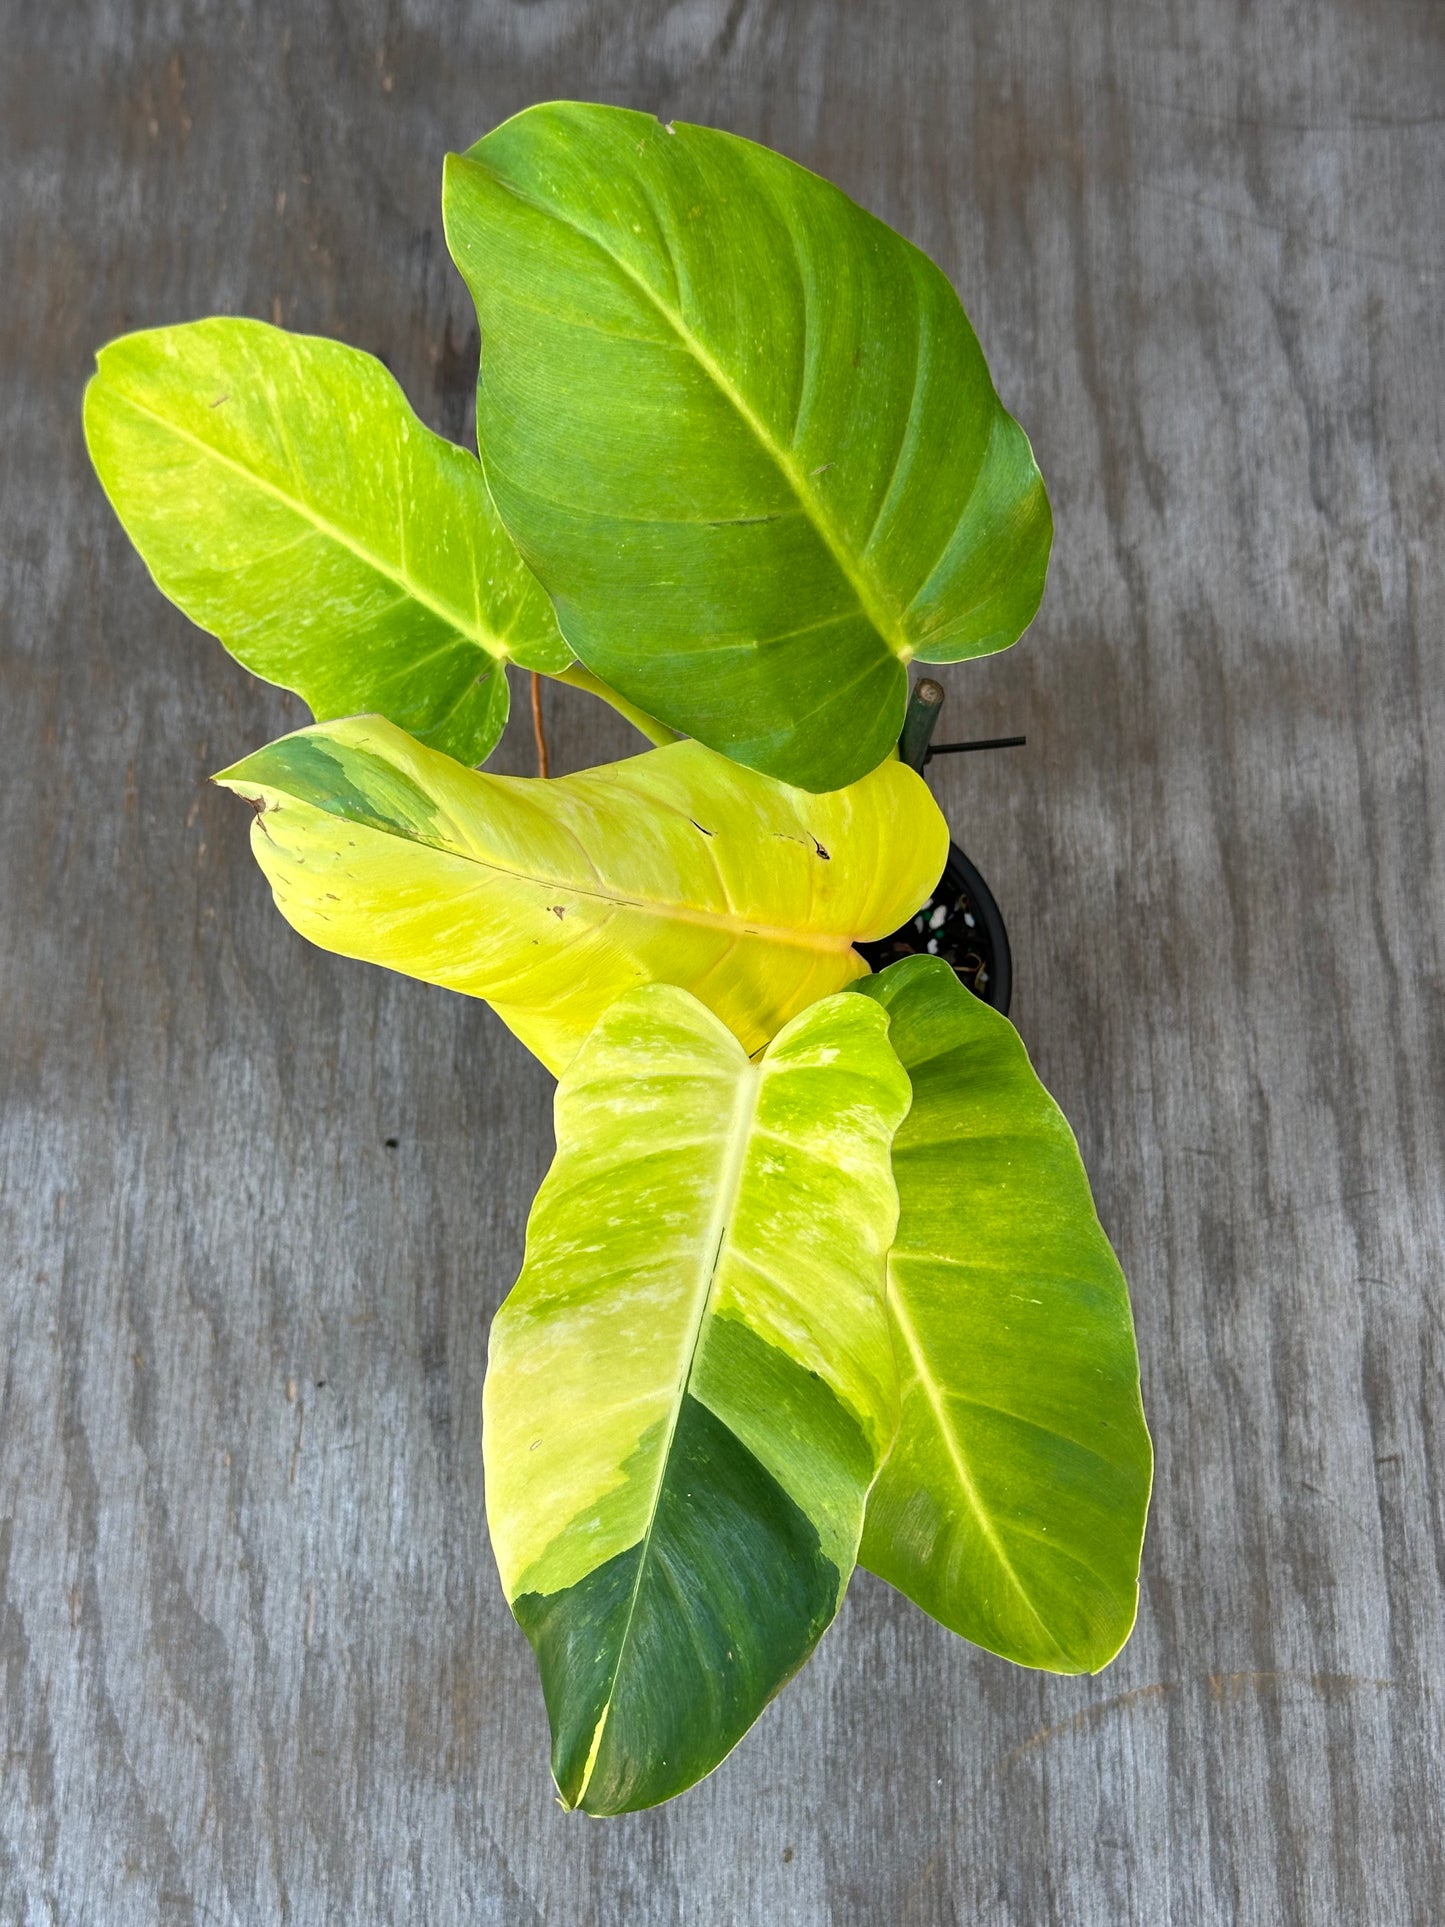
[2,2,1441,1921]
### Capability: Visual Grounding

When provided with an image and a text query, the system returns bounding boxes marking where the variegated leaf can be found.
[485,984,909,1812]
[214,716,949,1074]
[851,958,1152,1672]
[85,318,570,765]
[443,102,1051,791]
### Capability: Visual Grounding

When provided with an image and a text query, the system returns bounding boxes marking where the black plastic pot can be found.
[856,842,1012,1015]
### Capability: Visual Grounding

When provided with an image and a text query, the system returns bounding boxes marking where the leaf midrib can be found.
[465,156,915,663]
[885,1283,1073,1668]
[573,1050,764,1808]
[103,385,514,661]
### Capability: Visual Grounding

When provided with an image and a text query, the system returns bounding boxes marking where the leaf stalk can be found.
[553,663,682,747]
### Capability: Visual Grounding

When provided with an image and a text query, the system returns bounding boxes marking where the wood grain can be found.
[2,2,1441,1921]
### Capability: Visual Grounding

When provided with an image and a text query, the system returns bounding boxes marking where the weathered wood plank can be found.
[2,2,1441,1921]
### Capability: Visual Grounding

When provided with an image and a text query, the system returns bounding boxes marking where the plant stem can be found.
[553,663,682,747]
[899,678,946,772]
[530,671,550,778]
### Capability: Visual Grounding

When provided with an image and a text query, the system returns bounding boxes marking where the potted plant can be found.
[84,101,1151,1817]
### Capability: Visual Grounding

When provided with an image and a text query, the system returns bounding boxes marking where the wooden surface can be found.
[3,2,1441,1921]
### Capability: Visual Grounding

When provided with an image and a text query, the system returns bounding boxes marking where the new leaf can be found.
[84,318,570,766]
[214,717,948,1074]
[851,959,1152,1672]
[443,101,1052,792]
[485,984,909,1812]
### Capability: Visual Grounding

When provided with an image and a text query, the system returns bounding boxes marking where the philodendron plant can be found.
[85,101,1151,1815]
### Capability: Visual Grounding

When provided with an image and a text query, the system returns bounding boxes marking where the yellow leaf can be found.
[215,716,949,1073]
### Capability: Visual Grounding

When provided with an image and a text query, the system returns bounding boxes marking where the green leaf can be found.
[485,983,909,1812]
[850,958,1151,1672]
[84,317,570,766]
[442,102,1052,792]
[214,715,949,1075]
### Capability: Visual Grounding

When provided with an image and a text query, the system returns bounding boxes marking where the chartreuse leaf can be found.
[214,716,948,1075]
[442,101,1051,792]
[850,958,1151,1672]
[83,318,570,765]
[484,983,909,1812]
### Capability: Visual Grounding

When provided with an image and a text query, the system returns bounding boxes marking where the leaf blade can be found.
[850,957,1152,1673]
[84,318,569,765]
[214,716,949,1073]
[443,102,1052,789]
[486,985,909,1811]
